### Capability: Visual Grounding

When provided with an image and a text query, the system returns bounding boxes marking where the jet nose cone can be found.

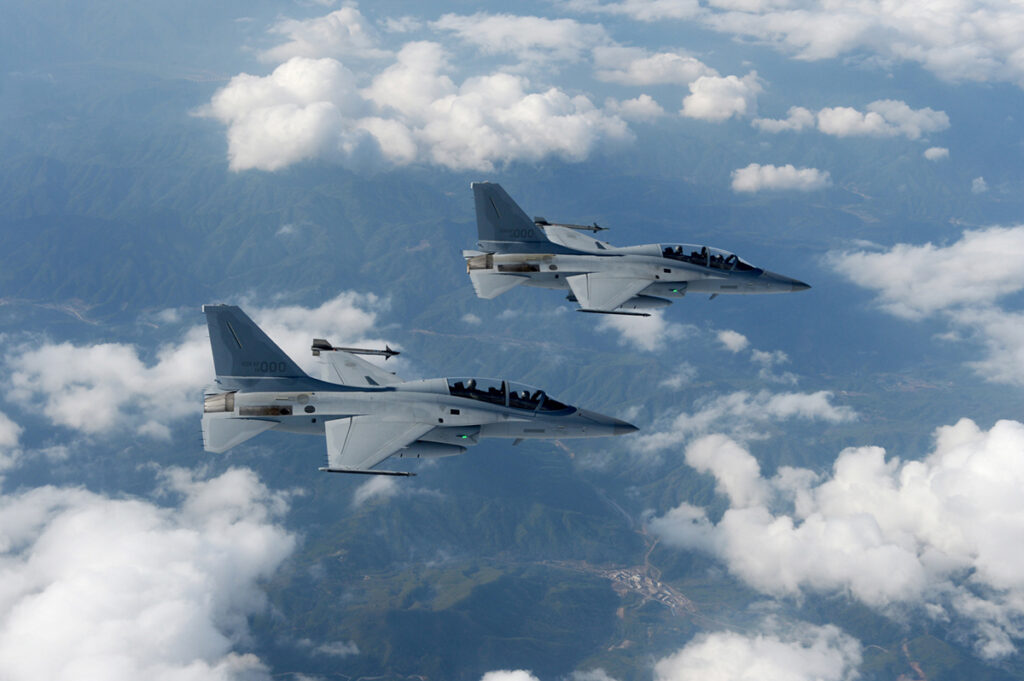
[614,421,640,436]
[761,270,811,293]
[578,409,639,436]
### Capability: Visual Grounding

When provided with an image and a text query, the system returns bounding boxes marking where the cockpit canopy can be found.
[447,378,571,412]
[660,244,759,272]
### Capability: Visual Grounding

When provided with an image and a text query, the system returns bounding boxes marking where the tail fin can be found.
[472,182,548,248]
[203,304,308,380]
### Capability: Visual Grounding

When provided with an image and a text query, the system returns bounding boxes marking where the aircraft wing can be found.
[566,273,652,312]
[319,350,402,387]
[324,416,433,472]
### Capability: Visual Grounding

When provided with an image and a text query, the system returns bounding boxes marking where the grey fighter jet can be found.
[201,305,637,476]
[464,183,810,316]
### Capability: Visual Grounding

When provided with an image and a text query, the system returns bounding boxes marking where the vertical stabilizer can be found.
[203,304,308,380]
[472,182,549,249]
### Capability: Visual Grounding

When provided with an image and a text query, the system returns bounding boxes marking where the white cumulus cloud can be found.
[659,363,698,390]
[207,57,372,171]
[654,621,862,681]
[751,348,797,384]
[593,46,717,84]
[383,16,422,34]
[480,671,541,681]
[0,411,22,473]
[831,226,1024,320]
[731,163,831,192]
[431,13,610,65]
[0,467,294,681]
[817,100,949,139]
[924,146,949,160]
[832,226,1024,385]
[565,0,702,21]
[755,100,948,139]
[605,94,666,121]
[752,106,815,133]
[650,419,1024,658]
[681,72,762,121]
[638,0,1024,87]
[261,6,390,63]
[351,476,399,508]
[597,311,694,352]
[6,327,211,436]
[316,640,360,657]
[247,291,392,367]
[717,329,750,352]
[208,41,631,172]
[634,390,855,452]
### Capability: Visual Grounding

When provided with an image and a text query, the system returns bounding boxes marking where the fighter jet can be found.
[464,182,810,316]
[201,305,637,476]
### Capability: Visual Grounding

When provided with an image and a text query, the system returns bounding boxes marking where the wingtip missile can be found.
[319,467,416,477]
[312,338,400,360]
[534,216,608,233]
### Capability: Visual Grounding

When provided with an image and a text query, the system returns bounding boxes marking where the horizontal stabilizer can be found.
[202,415,276,453]
[566,273,652,312]
[469,271,528,299]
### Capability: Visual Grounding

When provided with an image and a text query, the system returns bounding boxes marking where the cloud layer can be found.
[651,419,1024,658]
[832,226,1024,385]
[731,163,831,192]
[208,8,788,172]
[0,468,294,680]
[594,46,717,85]
[0,411,23,473]
[5,292,391,438]
[261,7,391,63]
[571,0,1024,88]
[681,73,761,121]
[654,621,862,681]
[432,13,610,64]
[596,311,695,352]
[634,390,855,452]
[210,44,631,172]
[210,5,642,174]
[754,100,949,140]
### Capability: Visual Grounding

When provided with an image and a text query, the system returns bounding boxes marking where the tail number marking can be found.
[242,360,288,373]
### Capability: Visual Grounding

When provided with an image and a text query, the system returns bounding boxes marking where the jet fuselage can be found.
[203,376,635,460]
[467,245,809,302]
[465,182,809,314]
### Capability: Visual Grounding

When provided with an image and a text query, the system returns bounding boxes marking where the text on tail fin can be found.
[203,304,308,379]
[472,182,548,245]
